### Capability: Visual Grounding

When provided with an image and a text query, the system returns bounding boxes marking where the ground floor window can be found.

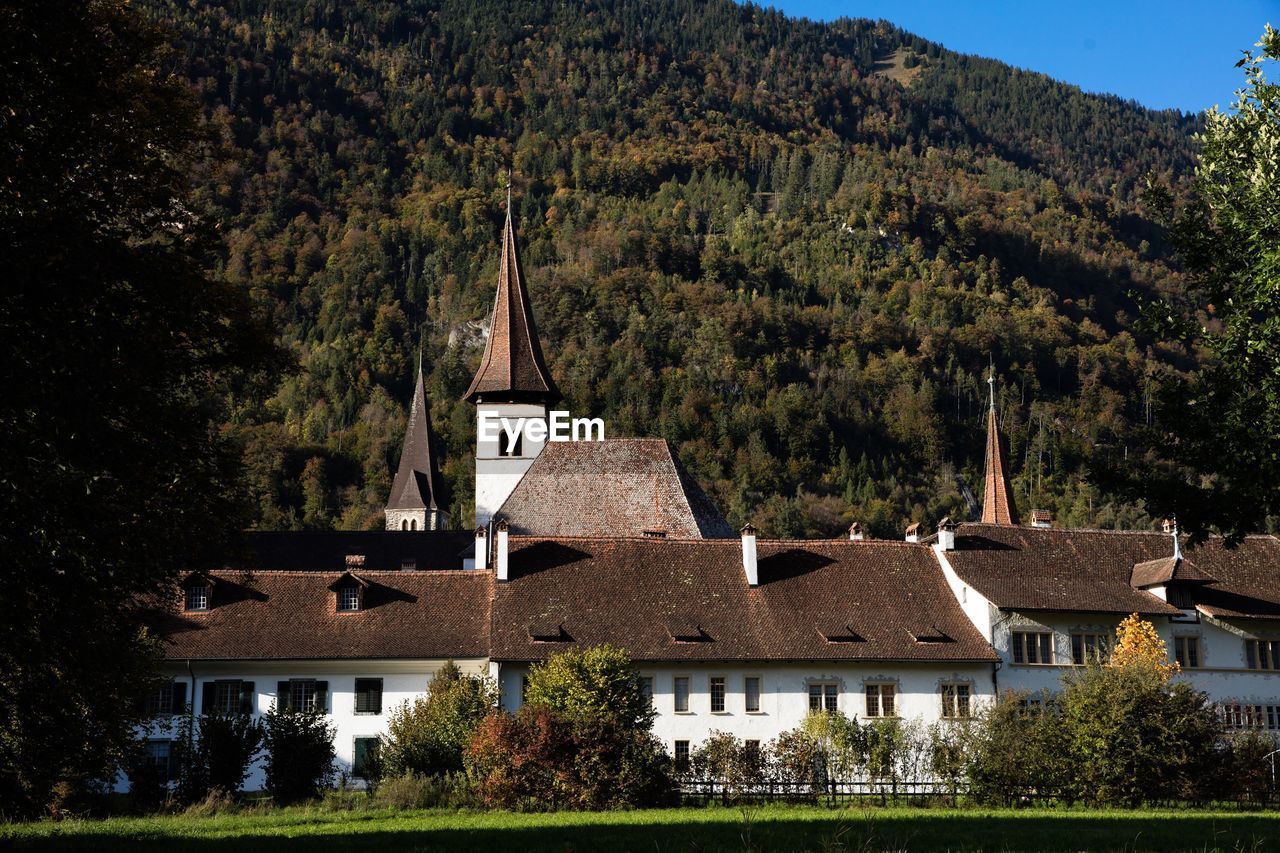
[145,739,173,781]
[673,740,690,769]
[940,683,972,719]
[865,683,895,717]
[808,682,838,713]
[353,737,380,779]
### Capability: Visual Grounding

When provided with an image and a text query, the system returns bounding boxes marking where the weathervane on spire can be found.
[987,361,996,412]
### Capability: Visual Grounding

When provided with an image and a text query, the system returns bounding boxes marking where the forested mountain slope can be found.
[142,0,1205,535]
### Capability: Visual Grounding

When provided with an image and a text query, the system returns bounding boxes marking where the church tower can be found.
[464,193,560,528]
[981,372,1020,525]
[385,356,451,531]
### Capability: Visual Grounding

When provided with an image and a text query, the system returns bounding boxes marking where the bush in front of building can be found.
[465,706,674,810]
[964,691,1070,805]
[370,771,475,809]
[172,713,264,804]
[262,707,335,805]
[523,644,656,731]
[381,662,497,778]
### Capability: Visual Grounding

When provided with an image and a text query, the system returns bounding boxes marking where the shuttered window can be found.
[276,679,328,713]
[353,737,380,779]
[354,678,383,715]
[202,680,254,715]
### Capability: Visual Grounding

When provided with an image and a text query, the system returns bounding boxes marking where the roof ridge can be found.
[959,522,1278,541]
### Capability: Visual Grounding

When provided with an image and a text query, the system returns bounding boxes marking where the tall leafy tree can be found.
[0,0,281,814]
[1106,26,1280,541]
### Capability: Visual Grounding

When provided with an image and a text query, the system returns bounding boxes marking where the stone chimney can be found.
[495,519,510,582]
[937,517,956,551]
[1163,517,1182,560]
[848,521,865,541]
[474,526,488,571]
[741,524,758,587]
[905,522,921,543]
[1030,509,1052,529]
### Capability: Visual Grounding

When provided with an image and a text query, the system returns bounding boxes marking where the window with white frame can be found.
[337,585,362,612]
[744,676,762,713]
[1174,636,1201,668]
[1220,703,1280,731]
[1011,631,1054,664]
[865,683,895,717]
[673,676,690,713]
[210,680,244,715]
[808,682,838,714]
[1070,632,1109,665]
[673,740,690,767]
[940,683,972,719]
[710,676,726,713]
[185,584,209,612]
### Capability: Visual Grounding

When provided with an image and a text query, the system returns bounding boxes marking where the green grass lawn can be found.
[3,804,1279,852]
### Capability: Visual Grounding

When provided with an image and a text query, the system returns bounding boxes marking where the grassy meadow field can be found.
[2,805,1279,852]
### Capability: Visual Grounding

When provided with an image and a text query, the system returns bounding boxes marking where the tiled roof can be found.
[496,439,735,539]
[386,359,449,512]
[1130,556,1216,589]
[945,523,1280,618]
[153,569,491,660]
[463,204,559,404]
[490,536,998,663]
[229,531,474,572]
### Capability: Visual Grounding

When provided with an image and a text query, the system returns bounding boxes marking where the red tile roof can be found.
[497,439,734,538]
[463,204,559,404]
[154,570,491,660]
[490,536,998,663]
[946,523,1280,619]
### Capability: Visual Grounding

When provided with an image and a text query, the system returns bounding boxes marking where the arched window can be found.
[401,518,408,531]
[410,518,418,531]
[500,433,523,458]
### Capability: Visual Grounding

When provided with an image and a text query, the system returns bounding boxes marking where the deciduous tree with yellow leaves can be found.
[1109,613,1180,682]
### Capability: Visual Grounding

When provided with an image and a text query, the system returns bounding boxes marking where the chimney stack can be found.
[474,526,488,571]
[1030,509,1053,529]
[741,524,758,587]
[904,522,921,543]
[495,519,510,582]
[848,521,865,541]
[937,517,956,551]
[1164,517,1182,560]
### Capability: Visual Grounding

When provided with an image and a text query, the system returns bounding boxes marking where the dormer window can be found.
[331,570,368,613]
[337,585,362,613]
[185,583,209,612]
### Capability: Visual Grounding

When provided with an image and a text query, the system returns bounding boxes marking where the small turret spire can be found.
[386,358,451,530]
[981,369,1020,526]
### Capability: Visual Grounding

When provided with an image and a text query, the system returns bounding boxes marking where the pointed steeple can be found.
[386,355,450,528]
[981,371,1020,525]
[463,190,560,404]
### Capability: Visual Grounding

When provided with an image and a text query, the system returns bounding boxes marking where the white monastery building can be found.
[131,204,1280,790]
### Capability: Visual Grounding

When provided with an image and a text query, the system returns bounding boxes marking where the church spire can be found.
[463,189,560,405]
[386,355,451,531]
[981,370,1020,526]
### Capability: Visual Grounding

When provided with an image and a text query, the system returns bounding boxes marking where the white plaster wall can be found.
[986,610,1280,707]
[497,661,996,751]
[933,545,994,639]
[125,658,487,793]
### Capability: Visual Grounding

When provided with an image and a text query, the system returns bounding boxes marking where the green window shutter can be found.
[202,682,215,715]
[371,679,382,714]
[315,681,329,713]
[171,682,187,715]
[277,681,291,712]
[239,681,255,715]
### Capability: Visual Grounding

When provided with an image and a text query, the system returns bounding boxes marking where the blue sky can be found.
[764,1,1277,113]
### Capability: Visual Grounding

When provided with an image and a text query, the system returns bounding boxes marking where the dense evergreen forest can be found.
[140,0,1209,536]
